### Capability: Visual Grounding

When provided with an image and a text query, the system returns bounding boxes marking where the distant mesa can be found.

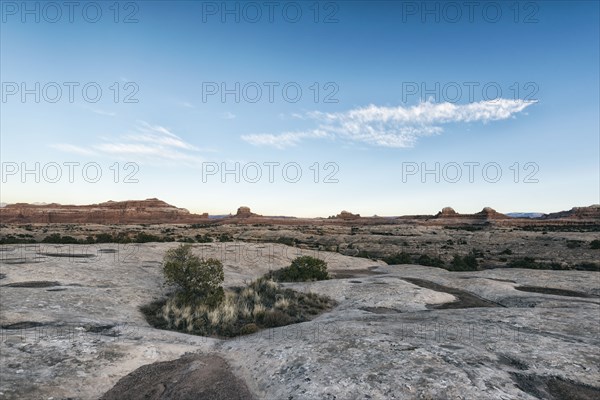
[0,200,598,226]
[336,210,361,220]
[476,207,508,219]
[234,206,257,218]
[436,207,458,217]
[542,204,600,220]
[434,206,508,220]
[0,198,209,224]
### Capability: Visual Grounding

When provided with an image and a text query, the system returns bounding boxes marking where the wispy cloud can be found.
[243,129,330,149]
[51,121,207,164]
[87,107,116,117]
[221,111,236,120]
[49,143,96,156]
[242,99,536,149]
[179,101,195,109]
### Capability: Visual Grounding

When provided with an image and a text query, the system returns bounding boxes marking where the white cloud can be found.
[221,112,236,120]
[243,99,536,149]
[242,129,331,149]
[51,121,206,165]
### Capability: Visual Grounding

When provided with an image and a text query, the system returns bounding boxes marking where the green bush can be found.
[141,276,336,338]
[449,254,479,271]
[416,254,445,268]
[566,240,583,249]
[590,240,600,249]
[195,234,213,243]
[135,232,162,243]
[276,237,297,246]
[218,233,233,242]
[269,256,329,282]
[575,262,600,271]
[42,234,80,244]
[163,244,224,306]
[508,257,538,269]
[383,252,412,264]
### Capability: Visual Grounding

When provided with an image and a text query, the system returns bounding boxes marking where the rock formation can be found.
[235,206,255,218]
[542,204,600,220]
[0,198,209,224]
[337,211,361,220]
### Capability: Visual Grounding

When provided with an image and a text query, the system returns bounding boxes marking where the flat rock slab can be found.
[100,354,255,400]
[1,243,599,399]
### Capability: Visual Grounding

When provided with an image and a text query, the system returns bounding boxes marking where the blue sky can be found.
[1,1,598,217]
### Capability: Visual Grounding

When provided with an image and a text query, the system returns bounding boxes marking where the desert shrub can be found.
[135,232,162,243]
[276,237,297,246]
[114,232,133,243]
[470,248,484,258]
[590,240,600,249]
[416,254,445,268]
[142,276,336,337]
[218,233,233,242]
[269,256,329,282]
[507,257,569,270]
[500,248,513,255]
[195,234,213,243]
[449,253,478,271]
[41,234,80,244]
[94,233,114,243]
[163,244,224,306]
[508,257,538,269]
[383,252,412,265]
[356,250,378,259]
[574,262,600,271]
[0,235,37,244]
[566,240,583,249]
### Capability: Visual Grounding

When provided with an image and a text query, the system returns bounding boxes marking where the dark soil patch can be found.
[98,249,118,253]
[2,321,47,329]
[100,354,255,400]
[512,373,600,400]
[1,258,43,264]
[38,252,95,258]
[360,307,401,314]
[3,280,61,288]
[84,324,118,336]
[515,286,597,298]
[402,278,501,309]
[331,268,385,279]
[46,288,67,292]
[498,354,528,370]
[349,280,362,284]
[458,276,517,283]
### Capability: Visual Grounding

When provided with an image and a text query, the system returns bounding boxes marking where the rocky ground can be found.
[0,242,599,399]
[2,222,599,268]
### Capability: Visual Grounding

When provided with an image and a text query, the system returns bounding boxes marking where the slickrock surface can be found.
[1,242,598,399]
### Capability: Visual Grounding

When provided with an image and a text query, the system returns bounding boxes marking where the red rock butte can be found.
[0,198,208,224]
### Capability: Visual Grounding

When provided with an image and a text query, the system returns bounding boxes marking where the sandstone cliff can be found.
[0,198,209,224]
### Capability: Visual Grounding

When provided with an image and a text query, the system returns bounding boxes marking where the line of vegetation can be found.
[0,232,236,245]
[506,257,599,271]
[519,225,600,232]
